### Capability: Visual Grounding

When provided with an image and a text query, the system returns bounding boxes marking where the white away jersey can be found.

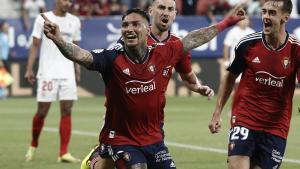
[224,26,255,64]
[32,11,81,79]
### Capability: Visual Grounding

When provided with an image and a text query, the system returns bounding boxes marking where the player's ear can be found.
[281,13,289,24]
[148,5,153,16]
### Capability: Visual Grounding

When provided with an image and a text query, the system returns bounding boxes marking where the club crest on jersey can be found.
[148,64,156,74]
[162,66,172,77]
[122,68,130,76]
[282,57,290,69]
[123,152,131,162]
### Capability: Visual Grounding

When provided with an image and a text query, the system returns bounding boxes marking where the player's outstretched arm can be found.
[181,5,245,53]
[208,72,237,134]
[41,14,93,68]
[180,72,214,99]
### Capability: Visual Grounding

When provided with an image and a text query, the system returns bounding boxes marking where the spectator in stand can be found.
[72,0,93,17]
[197,0,230,24]
[135,0,151,11]
[21,0,46,30]
[247,0,265,17]
[91,0,111,16]
[109,0,122,15]
[176,0,197,15]
[291,0,299,18]
[298,0,300,14]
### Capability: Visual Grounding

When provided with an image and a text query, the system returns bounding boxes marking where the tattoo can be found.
[181,25,218,53]
[55,38,93,68]
[130,163,147,169]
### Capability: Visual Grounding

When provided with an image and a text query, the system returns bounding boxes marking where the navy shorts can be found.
[99,141,176,169]
[228,126,287,169]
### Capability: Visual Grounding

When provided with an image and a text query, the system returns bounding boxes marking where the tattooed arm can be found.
[54,38,93,68]
[40,14,93,68]
[181,5,245,53]
[181,26,218,53]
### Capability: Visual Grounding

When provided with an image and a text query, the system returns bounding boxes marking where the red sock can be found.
[59,114,71,156]
[31,113,45,147]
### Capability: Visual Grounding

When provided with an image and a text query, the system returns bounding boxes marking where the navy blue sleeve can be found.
[227,42,247,75]
[88,49,118,73]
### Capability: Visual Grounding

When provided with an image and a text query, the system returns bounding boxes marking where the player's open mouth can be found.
[161,18,169,24]
[126,34,137,40]
[263,20,272,28]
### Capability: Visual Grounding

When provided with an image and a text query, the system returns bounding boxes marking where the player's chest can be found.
[113,54,171,81]
[54,19,77,39]
[245,45,296,77]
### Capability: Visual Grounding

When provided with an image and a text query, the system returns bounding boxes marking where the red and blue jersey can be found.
[228,32,300,139]
[147,32,192,126]
[88,40,184,146]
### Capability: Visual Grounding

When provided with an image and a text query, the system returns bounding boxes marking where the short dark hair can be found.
[122,8,150,24]
[265,0,293,14]
[151,0,176,3]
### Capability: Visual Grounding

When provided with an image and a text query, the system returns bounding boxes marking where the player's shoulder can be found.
[288,34,300,47]
[169,33,182,40]
[235,31,262,49]
[66,13,80,22]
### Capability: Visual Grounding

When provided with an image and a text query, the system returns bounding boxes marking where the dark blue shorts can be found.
[228,126,287,169]
[99,141,176,169]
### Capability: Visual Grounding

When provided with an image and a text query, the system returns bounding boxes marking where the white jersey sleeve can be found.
[31,14,44,39]
[72,17,81,42]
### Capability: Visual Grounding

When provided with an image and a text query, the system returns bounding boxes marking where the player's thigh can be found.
[228,126,255,169]
[144,141,176,169]
[251,132,286,169]
[228,155,250,169]
[58,79,77,101]
[109,145,147,169]
[37,78,59,102]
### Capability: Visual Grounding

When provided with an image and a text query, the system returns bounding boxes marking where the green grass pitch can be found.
[0,96,299,169]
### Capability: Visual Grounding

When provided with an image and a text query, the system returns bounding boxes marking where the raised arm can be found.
[181,6,246,53]
[41,14,93,68]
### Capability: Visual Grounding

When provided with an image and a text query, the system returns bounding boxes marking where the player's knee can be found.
[60,103,73,115]
[228,156,249,169]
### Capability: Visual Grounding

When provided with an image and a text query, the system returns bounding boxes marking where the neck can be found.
[265,28,286,50]
[125,44,148,63]
[54,9,66,17]
[151,26,169,42]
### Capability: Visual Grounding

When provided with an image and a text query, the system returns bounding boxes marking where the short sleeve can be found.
[73,17,81,41]
[174,51,192,74]
[227,42,247,75]
[161,40,184,64]
[88,49,110,72]
[31,14,44,39]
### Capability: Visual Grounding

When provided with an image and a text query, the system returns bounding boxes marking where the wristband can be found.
[216,16,241,32]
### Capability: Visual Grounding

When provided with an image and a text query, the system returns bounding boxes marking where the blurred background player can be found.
[24,0,81,163]
[0,20,11,99]
[209,0,300,169]
[21,0,46,30]
[80,0,216,168]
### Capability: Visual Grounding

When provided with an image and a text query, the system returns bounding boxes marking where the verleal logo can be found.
[255,71,285,87]
[125,79,156,94]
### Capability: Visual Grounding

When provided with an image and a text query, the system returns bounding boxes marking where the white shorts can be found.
[37,78,78,102]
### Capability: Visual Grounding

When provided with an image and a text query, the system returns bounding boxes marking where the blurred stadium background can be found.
[0,0,300,169]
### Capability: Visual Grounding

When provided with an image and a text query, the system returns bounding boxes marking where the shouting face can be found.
[261,1,289,36]
[121,12,150,48]
[149,0,177,32]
